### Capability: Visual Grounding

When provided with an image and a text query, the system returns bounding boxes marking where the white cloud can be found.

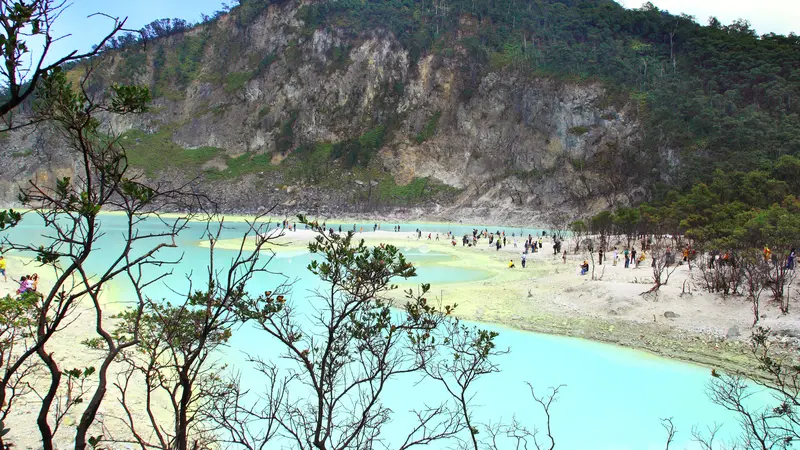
[617,0,800,36]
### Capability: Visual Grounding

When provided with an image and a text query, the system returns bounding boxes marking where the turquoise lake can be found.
[4,214,763,448]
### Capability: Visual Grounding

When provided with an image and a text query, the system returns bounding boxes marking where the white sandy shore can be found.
[209,228,800,373]
[4,226,799,448]
[0,256,169,450]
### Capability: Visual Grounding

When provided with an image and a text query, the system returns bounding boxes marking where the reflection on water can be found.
[3,214,758,448]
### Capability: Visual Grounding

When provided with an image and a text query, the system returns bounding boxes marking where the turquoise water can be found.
[4,214,757,448]
[280,219,547,239]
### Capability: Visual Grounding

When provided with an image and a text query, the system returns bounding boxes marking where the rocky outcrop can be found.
[0,1,647,225]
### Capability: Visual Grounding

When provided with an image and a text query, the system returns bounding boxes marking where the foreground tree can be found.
[0,65,202,450]
[704,327,800,449]
[108,217,280,450]
[0,0,131,129]
[213,217,505,449]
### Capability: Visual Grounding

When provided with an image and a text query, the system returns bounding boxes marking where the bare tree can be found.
[642,236,679,295]
[696,251,743,297]
[569,220,587,254]
[765,256,796,314]
[107,216,281,450]
[222,217,481,450]
[662,417,677,449]
[419,319,508,450]
[0,64,203,450]
[706,327,800,449]
[527,384,563,450]
[741,250,769,327]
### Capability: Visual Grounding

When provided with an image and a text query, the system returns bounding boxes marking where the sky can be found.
[23,0,800,75]
[617,0,800,36]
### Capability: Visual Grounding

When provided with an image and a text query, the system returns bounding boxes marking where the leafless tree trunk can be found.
[0,62,204,450]
[108,215,281,450]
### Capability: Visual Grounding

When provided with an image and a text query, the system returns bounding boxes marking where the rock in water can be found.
[664,311,678,319]
[727,326,740,339]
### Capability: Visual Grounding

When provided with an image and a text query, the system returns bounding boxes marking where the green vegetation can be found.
[414,112,441,144]
[328,45,351,72]
[285,0,800,191]
[10,149,32,158]
[256,53,277,75]
[118,52,148,82]
[122,127,224,177]
[375,176,455,204]
[152,32,210,94]
[257,106,271,120]
[568,126,590,136]
[583,155,800,252]
[205,152,276,180]
[275,111,299,154]
[224,71,252,93]
[331,125,386,168]
[288,142,333,183]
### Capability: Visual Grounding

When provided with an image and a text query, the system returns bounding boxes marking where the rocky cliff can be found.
[0,1,650,225]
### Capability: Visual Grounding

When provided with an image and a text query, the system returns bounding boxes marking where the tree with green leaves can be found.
[0,63,204,450]
[0,0,132,130]
[107,216,279,450]
[210,216,508,450]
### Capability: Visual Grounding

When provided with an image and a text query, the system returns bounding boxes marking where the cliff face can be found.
[0,2,648,224]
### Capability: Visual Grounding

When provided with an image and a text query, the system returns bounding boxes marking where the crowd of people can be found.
[0,255,40,296]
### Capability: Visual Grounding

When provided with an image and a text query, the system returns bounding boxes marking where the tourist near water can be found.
[1,0,800,448]
[0,213,794,448]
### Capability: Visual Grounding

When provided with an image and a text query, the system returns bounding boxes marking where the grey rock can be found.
[0,1,643,221]
[727,326,740,339]
[664,311,678,319]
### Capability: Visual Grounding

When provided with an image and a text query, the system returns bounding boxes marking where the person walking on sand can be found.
[562,250,567,264]
[613,248,619,266]
[521,253,527,268]
[598,249,604,265]
[624,248,630,268]
[0,256,6,282]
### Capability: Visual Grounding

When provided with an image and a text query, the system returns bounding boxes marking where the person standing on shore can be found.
[562,250,567,264]
[598,249,604,265]
[521,253,527,268]
[613,248,619,266]
[0,256,7,282]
